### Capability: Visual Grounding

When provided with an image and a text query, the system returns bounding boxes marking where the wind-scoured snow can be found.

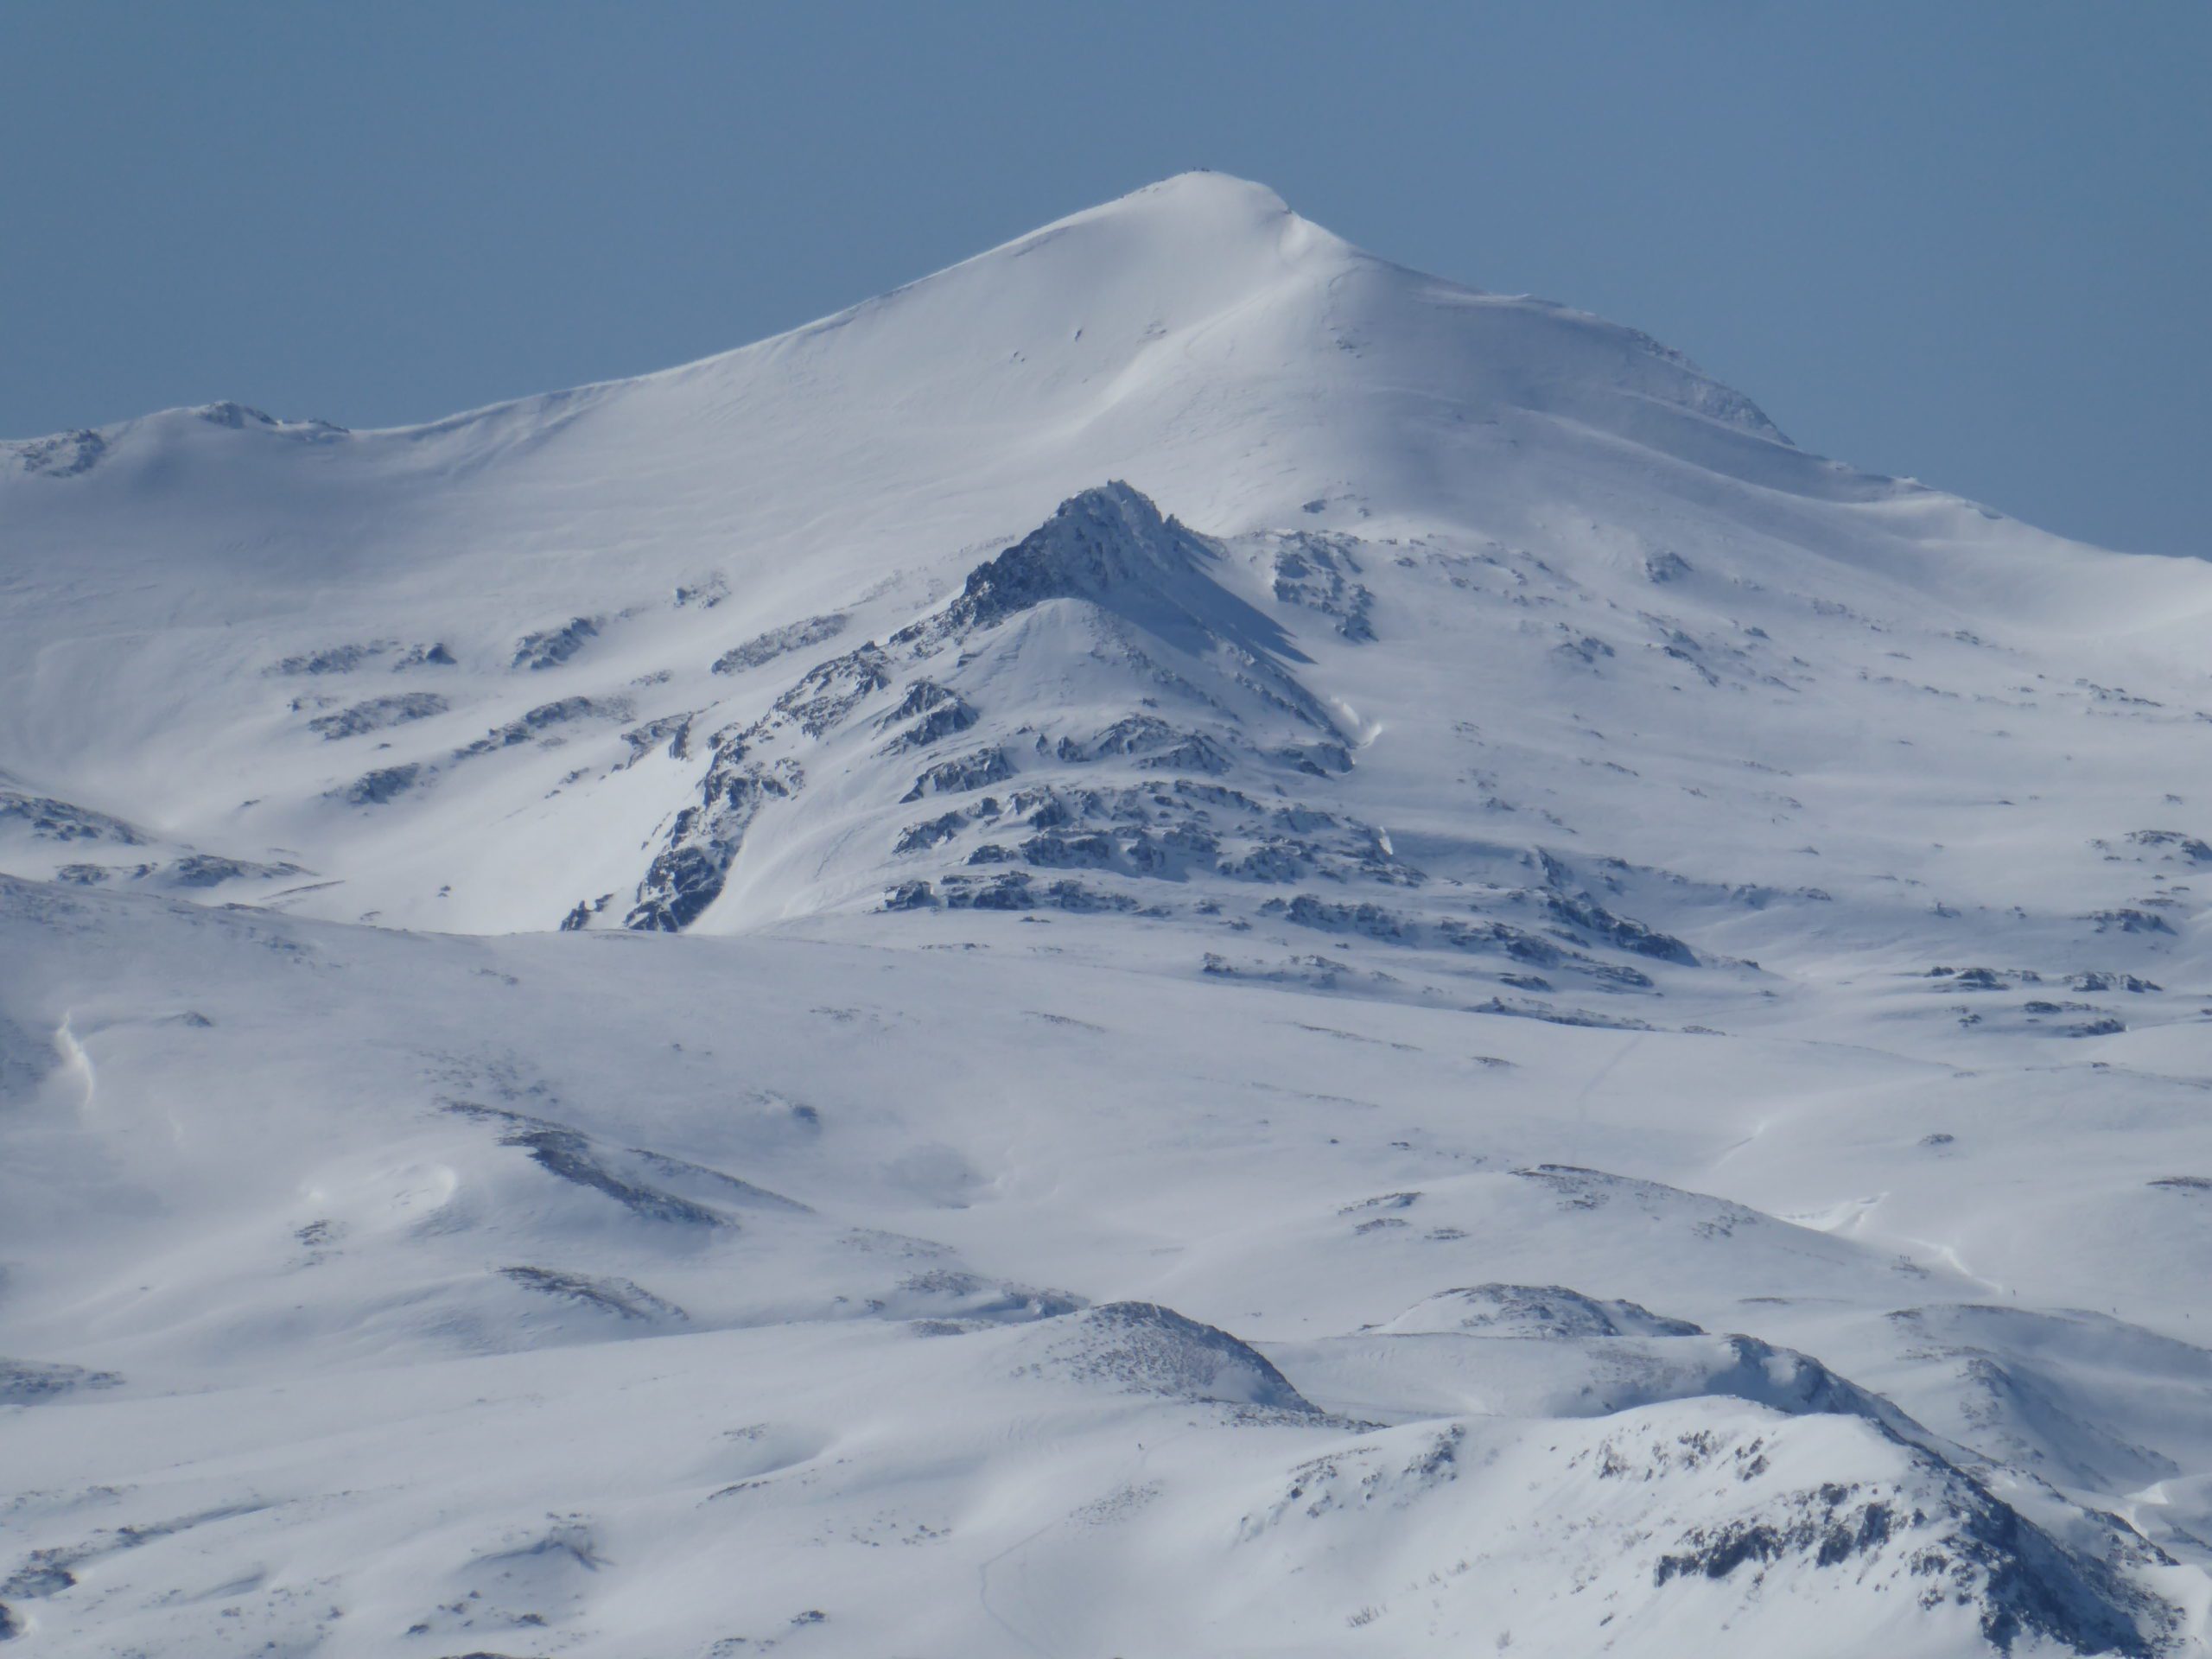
[2,172,2209,1656]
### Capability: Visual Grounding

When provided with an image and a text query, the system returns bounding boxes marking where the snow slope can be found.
[2,172,2209,1656]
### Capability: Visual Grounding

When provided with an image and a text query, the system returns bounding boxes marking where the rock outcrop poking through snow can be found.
[1052,1301,1321,1414]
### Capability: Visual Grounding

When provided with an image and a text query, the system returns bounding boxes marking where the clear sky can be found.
[5,2,2206,556]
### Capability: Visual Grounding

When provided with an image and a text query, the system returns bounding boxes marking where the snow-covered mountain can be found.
[3,172,2209,1656]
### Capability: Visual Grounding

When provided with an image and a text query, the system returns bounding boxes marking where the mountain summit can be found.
[4,172,2199,937]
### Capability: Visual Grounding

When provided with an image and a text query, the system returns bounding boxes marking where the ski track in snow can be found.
[53,1011,95,1116]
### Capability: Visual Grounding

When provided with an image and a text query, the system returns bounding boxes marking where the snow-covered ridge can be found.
[3,173,1781,455]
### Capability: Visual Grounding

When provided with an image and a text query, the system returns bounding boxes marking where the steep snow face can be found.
[4,175,2212,1656]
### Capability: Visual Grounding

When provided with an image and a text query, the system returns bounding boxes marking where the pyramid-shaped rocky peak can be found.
[945,482,1210,632]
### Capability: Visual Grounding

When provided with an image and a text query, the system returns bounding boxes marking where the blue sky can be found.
[4,2,2206,556]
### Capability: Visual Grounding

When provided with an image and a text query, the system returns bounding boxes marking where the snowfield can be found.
[2,172,2209,1656]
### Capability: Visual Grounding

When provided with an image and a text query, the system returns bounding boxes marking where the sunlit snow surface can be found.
[3,175,2210,1656]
